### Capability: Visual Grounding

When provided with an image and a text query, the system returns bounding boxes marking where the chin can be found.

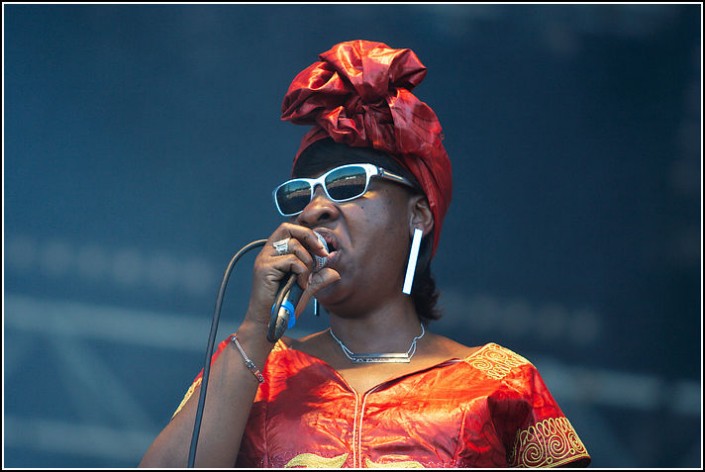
[314,278,348,310]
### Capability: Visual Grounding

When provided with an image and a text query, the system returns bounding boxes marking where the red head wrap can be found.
[281,39,453,255]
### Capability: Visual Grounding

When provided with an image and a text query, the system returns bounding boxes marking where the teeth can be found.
[314,230,337,253]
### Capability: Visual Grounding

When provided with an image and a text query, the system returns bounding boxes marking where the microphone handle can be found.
[267,231,328,342]
[267,274,302,342]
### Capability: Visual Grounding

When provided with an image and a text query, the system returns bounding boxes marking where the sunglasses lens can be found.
[325,166,368,201]
[276,180,311,215]
[275,165,371,216]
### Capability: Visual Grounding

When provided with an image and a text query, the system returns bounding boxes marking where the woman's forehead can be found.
[293,139,420,188]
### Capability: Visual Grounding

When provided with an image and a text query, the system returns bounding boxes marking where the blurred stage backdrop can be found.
[3,4,701,468]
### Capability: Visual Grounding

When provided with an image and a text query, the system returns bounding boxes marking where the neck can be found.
[329,323,424,364]
[326,298,423,354]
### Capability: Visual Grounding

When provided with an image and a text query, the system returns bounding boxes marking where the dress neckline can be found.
[272,337,498,395]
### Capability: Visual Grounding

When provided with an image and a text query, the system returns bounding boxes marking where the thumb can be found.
[295,268,341,318]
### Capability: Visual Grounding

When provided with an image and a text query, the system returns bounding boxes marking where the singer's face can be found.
[294,166,415,312]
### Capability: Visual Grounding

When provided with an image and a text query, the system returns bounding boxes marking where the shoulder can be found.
[273,330,333,361]
[453,340,537,382]
[468,342,534,365]
[425,332,483,359]
[257,332,333,386]
[428,335,533,367]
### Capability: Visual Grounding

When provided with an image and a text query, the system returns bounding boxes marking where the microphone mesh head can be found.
[313,231,328,272]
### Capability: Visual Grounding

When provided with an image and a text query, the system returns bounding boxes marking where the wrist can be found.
[230,334,265,383]
[243,302,275,331]
[232,317,277,369]
[238,314,274,342]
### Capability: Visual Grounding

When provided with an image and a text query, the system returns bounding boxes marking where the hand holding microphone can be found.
[186,229,336,467]
[267,231,330,342]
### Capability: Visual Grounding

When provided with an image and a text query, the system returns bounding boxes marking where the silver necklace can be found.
[328,323,426,364]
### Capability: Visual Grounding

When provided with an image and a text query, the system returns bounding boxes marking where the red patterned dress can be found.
[175,339,591,468]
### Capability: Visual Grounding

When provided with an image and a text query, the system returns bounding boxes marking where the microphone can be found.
[267,232,328,342]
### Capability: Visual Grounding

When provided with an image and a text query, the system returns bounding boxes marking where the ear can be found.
[408,195,434,238]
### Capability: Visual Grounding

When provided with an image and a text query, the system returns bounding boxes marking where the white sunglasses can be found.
[273,163,416,217]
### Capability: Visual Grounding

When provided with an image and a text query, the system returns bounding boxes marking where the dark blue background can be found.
[4,4,701,468]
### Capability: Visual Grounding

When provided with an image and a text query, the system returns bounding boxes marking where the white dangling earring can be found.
[313,298,319,316]
[402,228,423,295]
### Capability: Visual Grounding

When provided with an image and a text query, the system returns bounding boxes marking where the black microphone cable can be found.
[188,238,267,468]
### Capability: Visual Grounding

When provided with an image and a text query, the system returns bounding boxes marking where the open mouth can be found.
[315,230,340,266]
[325,239,338,253]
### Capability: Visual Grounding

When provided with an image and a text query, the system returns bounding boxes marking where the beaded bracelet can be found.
[230,334,265,384]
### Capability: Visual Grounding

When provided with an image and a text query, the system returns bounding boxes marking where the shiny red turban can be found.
[281,39,452,255]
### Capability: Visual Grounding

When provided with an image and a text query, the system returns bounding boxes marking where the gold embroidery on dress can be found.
[284,452,349,468]
[282,453,426,468]
[172,377,202,418]
[272,339,288,353]
[508,417,590,468]
[467,343,530,380]
[365,458,425,468]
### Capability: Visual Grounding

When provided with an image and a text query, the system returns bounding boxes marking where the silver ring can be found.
[273,238,290,256]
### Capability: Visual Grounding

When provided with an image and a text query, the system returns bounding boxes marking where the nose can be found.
[296,184,340,227]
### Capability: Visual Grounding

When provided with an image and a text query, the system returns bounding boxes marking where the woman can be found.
[139,40,591,468]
